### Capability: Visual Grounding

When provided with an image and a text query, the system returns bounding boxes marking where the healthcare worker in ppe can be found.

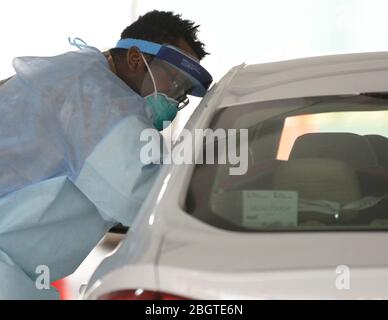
[0,10,212,299]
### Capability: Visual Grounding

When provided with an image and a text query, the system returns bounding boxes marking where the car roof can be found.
[216,51,388,108]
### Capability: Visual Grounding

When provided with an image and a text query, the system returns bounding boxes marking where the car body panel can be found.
[218,52,388,107]
[157,267,388,299]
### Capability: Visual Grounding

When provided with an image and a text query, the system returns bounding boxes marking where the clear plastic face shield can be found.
[140,55,194,110]
[116,38,213,108]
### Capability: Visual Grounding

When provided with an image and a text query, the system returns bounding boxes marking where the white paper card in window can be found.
[242,190,298,228]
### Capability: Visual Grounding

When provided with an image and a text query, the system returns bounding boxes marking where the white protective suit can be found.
[0,48,161,299]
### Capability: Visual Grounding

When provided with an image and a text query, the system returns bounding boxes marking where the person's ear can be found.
[126,47,144,72]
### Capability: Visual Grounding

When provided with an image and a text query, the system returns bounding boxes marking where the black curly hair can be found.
[112,10,208,60]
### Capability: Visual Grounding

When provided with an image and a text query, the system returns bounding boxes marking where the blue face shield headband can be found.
[115,38,213,98]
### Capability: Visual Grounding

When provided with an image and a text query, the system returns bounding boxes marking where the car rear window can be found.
[186,94,388,231]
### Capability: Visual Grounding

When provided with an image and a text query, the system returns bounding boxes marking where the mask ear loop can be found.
[141,53,158,100]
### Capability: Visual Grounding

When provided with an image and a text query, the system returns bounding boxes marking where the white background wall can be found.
[2,0,388,80]
[2,0,388,131]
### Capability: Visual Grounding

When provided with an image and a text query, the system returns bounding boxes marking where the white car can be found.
[83,52,388,300]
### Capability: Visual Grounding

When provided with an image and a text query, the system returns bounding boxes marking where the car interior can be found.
[186,95,388,231]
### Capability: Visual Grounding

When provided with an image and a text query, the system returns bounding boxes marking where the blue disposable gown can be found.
[0,48,161,299]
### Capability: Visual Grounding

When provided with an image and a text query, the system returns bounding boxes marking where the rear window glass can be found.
[186,95,388,231]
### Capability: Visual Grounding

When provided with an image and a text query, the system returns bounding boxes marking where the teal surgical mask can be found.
[145,93,178,130]
[141,54,179,131]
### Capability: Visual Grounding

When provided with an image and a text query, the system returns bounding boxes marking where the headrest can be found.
[272,158,361,204]
[289,132,378,169]
[365,135,388,168]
